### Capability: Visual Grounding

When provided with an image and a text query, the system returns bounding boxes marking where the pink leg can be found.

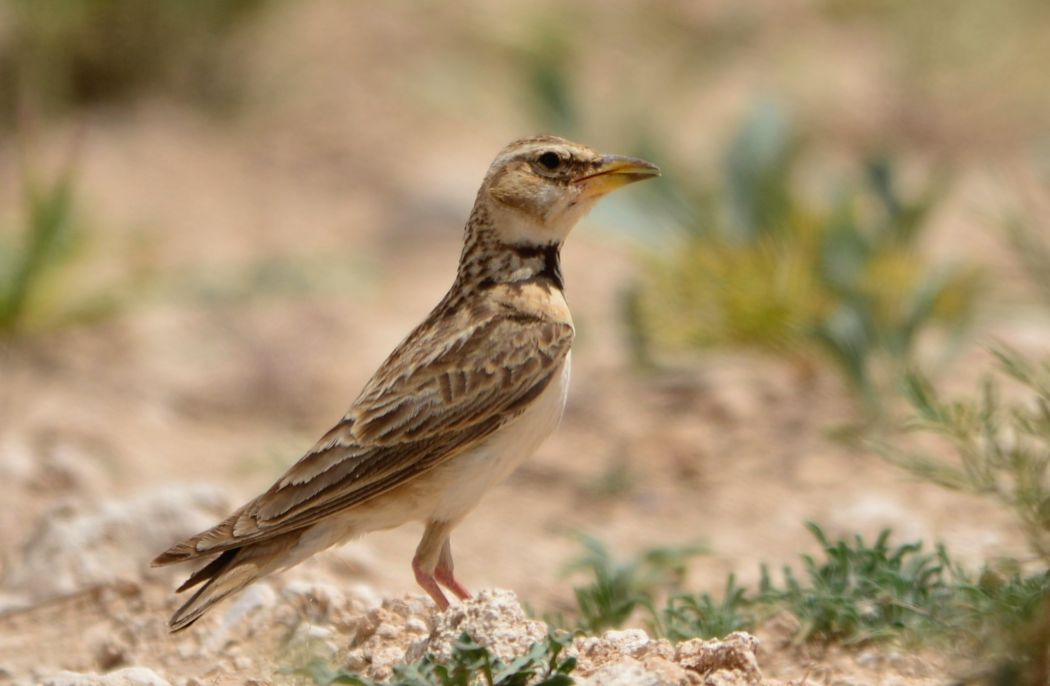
[412,554,450,609]
[435,539,472,601]
[413,520,456,609]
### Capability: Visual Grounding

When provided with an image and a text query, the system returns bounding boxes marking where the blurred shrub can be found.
[885,348,1050,564]
[560,536,704,634]
[0,0,271,121]
[659,574,754,641]
[945,560,1050,686]
[626,104,982,412]
[880,347,1050,682]
[0,155,129,334]
[1009,218,1050,309]
[1006,169,1050,310]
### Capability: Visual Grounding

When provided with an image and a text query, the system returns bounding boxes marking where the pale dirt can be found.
[1,2,1046,684]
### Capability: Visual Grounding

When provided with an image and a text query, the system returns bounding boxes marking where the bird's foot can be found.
[413,558,450,610]
[435,563,472,601]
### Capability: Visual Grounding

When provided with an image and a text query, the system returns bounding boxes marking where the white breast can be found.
[426,351,571,522]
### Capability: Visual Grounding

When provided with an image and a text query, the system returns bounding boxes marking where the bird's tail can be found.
[159,533,301,632]
[167,548,257,632]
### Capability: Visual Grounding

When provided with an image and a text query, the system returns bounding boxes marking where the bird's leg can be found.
[413,520,451,610]
[435,538,472,601]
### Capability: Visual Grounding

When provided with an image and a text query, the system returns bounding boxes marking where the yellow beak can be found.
[575,154,661,199]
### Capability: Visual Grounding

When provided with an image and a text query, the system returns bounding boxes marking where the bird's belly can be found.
[425,352,571,522]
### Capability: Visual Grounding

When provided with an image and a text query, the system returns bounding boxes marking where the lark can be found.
[153,135,659,631]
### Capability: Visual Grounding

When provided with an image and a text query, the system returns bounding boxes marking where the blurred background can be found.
[2,1,1050,684]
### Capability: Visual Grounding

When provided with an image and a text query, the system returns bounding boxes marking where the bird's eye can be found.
[537,151,562,171]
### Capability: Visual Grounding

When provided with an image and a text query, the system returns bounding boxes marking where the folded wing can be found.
[154,305,573,564]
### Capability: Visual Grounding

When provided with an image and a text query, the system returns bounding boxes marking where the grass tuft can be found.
[659,574,755,641]
[756,523,950,644]
[562,536,705,634]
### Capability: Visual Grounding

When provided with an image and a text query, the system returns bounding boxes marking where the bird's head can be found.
[478,135,660,245]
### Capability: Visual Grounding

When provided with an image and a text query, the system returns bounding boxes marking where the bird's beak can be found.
[575,154,661,199]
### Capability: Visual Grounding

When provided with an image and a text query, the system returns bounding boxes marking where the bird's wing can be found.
[160,304,573,560]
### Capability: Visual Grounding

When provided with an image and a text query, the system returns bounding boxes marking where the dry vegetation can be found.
[1,2,1049,685]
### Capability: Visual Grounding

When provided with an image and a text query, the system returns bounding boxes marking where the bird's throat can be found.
[459,240,564,293]
[507,242,564,290]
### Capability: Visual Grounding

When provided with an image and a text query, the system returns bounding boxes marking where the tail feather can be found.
[152,515,241,567]
[162,530,304,632]
[153,541,201,567]
[169,552,260,632]
[176,549,238,593]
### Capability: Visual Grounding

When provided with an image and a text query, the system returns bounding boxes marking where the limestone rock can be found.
[5,485,228,600]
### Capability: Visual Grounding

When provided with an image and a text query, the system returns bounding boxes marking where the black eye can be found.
[538,151,562,170]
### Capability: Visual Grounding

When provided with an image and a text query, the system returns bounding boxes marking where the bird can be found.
[152,135,659,632]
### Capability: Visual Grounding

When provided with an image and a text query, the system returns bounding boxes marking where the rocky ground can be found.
[2,2,1046,684]
[1,563,942,686]
[0,327,1007,684]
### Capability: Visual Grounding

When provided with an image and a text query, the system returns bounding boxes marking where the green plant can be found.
[0,162,75,330]
[626,103,981,414]
[886,348,1050,562]
[938,557,1050,684]
[757,522,951,643]
[880,346,1050,681]
[565,524,954,645]
[296,632,576,686]
[562,536,704,633]
[0,157,124,333]
[1004,167,1050,310]
[558,524,1050,681]
[659,574,756,641]
[1007,215,1050,309]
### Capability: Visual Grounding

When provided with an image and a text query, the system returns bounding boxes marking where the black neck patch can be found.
[511,242,564,291]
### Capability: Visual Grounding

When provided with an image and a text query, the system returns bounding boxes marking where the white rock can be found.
[4,485,229,600]
[405,617,429,634]
[0,433,109,494]
[345,582,383,611]
[284,621,340,662]
[420,589,547,664]
[300,623,334,640]
[600,628,652,656]
[575,661,667,686]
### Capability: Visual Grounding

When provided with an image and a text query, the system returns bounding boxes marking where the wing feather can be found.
[171,303,572,558]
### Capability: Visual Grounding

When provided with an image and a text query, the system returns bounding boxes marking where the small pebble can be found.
[375,622,401,639]
[301,623,334,640]
[405,617,428,633]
